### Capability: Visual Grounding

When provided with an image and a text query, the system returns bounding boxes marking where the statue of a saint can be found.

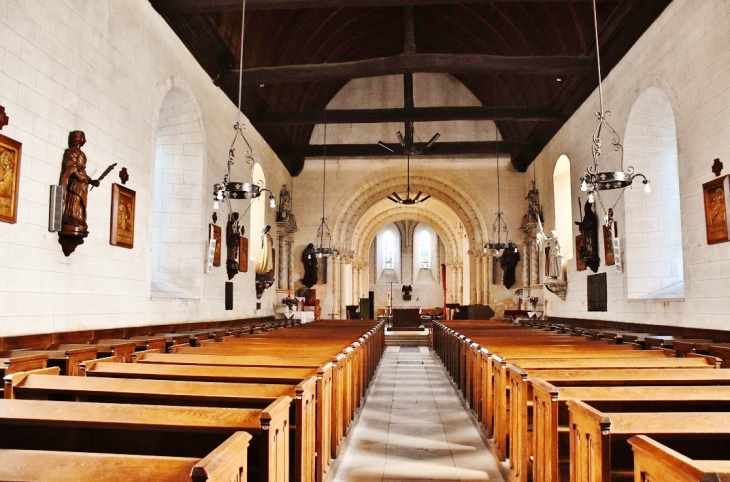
[575,200,600,272]
[301,243,318,288]
[226,212,242,280]
[498,247,521,289]
[548,230,563,279]
[277,184,292,222]
[59,131,98,232]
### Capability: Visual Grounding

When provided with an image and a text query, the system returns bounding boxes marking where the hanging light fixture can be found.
[212,0,275,214]
[311,114,338,259]
[387,154,431,205]
[484,154,517,256]
[379,126,435,204]
[579,0,650,206]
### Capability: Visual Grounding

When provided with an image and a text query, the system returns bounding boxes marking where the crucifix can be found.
[0,106,8,131]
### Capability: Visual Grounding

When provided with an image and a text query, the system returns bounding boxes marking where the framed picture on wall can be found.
[0,133,22,224]
[209,223,222,267]
[703,175,730,244]
[239,236,248,272]
[110,183,135,248]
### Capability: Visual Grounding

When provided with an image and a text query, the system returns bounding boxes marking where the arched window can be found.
[553,155,573,261]
[624,87,683,300]
[420,231,431,269]
[151,87,204,299]
[383,231,394,269]
[250,163,270,274]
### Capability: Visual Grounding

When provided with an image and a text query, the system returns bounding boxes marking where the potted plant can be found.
[282,295,298,318]
[294,282,310,310]
[402,284,412,301]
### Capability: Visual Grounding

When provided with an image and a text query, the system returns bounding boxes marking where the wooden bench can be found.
[0,352,47,376]
[10,346,98,375]
[5,368,316,482]
[567,399,730,482]
[531,380,730,482]
[629,435,730,482]
[498,356,715,465]
[0,397,290,482]
[49,342,137,363]
[0,431,252,482]
[83,359,334,482]
[125,335,168,352]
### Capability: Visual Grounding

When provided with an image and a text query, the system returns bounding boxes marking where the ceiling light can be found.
[579,0,650,211]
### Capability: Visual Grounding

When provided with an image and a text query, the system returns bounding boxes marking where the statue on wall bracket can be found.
[575,198,600,273]
[57,131,116,256]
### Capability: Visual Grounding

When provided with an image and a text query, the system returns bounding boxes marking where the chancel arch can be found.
[623,86,683,300]
[150,83,206,300]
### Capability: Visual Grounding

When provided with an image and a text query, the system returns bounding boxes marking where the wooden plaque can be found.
[209,224,221,267]
[110,183,135,248]
[703,175,730,244]
[587,272,607,312]
[575,234,586,271]
[238,237,248,272]
[0,133,22,223]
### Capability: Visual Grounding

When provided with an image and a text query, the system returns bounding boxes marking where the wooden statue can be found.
[226,212,242,280]
[58,131,115,256]
[575,199,600,272]
[313,299,321,321]
[498,247,521,289]
[301,243,318,288]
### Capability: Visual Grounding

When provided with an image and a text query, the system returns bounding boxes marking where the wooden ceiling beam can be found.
[254,106,565,126]
[217,53,593,86]
[152,0,615,14]
[278,140,523,157]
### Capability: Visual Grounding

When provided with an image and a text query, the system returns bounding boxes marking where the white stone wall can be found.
[530,0,730,329]
[0,0,289,336]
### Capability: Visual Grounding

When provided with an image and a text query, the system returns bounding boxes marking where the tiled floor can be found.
[331,346,505,482]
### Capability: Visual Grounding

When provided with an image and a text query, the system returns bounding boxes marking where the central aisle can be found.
[331,346,505,481]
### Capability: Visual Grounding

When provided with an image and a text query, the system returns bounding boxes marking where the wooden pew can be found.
[0,431,252,482]
[482,345,650,437]
[83,360,334,482]
[629,435,730,482]
[499,356,716,466]
[531,380,730,482]
[567,399,730,482]
[125,335,168,352]
[0,352,47,376]
[10,346,98,375]
[0,397,290,481]
[5,369,316,482]
[49,341,137,363]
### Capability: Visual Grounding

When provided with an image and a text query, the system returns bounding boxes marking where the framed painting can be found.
[575,234,586,271]
[209,224,221,267]
[0,133,22,223]
[238,236,248,272]
[110,183,135,248]
[703,175,730,244]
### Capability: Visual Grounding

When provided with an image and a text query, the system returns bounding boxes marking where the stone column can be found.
[332,255,341,319]
[456,262,463,305]
[287,237,295,291]
[277,232,287,290]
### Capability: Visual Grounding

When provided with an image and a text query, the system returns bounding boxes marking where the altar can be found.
[390,306,421,331]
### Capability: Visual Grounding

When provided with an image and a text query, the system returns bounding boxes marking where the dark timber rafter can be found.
[152,0,616,14]
[216,53,594,87]
[253,106,565,126]
[279,141,521,158]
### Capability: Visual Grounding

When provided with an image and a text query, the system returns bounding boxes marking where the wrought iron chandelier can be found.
[212,0,275,214]
[378,126,436,204]
[387,155,431,205]
[579,0,650,205]
[311,117,338,259]
[484,153,517,256]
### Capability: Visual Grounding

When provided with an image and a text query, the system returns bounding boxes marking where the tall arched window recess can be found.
[383,231,394,269]
[420,231,431,269]
[553,155,574,261]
